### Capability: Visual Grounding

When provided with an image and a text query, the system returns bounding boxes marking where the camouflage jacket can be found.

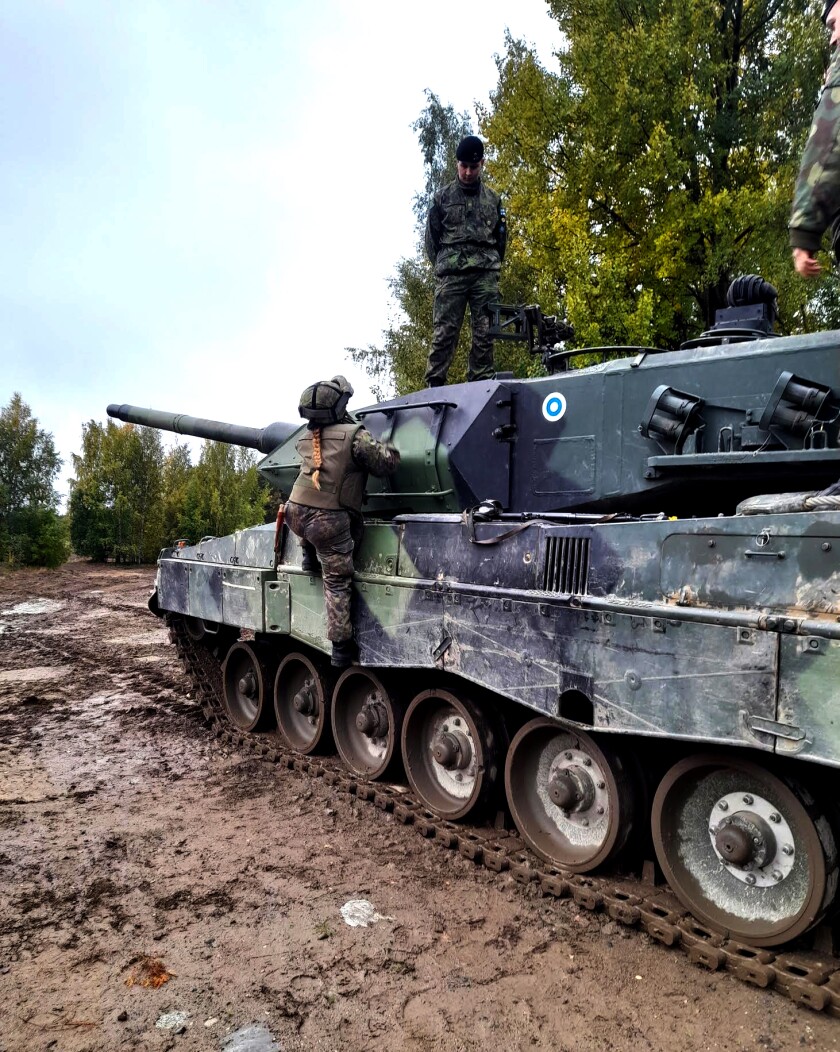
[425,179,505,276]
[789,48,840,252]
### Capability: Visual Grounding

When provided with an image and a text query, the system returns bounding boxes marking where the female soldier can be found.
[285,376,400,667]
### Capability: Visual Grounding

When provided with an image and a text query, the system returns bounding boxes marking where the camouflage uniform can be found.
[286,425,399,644]
[424,179,505,385]
[789,48,840,258]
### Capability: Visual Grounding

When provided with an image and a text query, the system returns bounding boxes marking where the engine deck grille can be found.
[542,536,590,594]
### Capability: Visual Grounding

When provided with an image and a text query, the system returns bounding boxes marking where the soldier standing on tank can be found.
[285,376,400,668]
[789,2,840,277]
[424,135,507,387]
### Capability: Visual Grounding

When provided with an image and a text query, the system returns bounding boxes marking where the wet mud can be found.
[0,561,837,1051]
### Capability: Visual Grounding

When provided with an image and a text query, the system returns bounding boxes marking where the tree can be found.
[180,441,268,542]
[0,393,61,517]
[160,442,193,543]
[69,421,166,563]
[70,419,271,562]
[0,393,68,568]
[5,506,69,569]
[482,2,836,347]
[68,421,109,561]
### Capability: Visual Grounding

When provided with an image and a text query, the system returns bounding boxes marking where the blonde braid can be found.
[311,427,322,490]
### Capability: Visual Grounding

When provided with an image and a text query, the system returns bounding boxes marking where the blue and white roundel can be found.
[541,392,567,422]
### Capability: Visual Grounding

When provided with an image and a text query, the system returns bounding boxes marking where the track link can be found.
[170,620,840,1016]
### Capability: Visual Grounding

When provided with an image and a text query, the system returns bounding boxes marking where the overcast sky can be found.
[1,0,558,505]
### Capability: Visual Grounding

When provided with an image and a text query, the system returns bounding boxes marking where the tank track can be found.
[170,619,840,1015]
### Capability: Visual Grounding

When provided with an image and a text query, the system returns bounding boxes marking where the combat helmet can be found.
[298,375,354,427]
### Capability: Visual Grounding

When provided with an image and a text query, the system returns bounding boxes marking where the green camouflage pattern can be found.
[425,180,503,276]
[424,178,504,384]
[351,428,401,477]
[789,48,840,252]
[425,270,500,385]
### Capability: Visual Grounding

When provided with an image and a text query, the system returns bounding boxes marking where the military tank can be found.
[108,278,840,949]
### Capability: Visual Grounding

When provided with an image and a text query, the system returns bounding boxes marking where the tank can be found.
[107,280,840,949]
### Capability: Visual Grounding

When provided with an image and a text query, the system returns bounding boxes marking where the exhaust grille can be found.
[542,536,590,594]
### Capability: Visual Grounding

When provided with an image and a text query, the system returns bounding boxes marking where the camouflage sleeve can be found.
[425,197,441,265]
[352,428,401,478]
[790,51,840,251]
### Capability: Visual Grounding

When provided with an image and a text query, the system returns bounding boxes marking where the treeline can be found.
[69,419,270,563]
[351,1,838,395]
[0,392,272,569]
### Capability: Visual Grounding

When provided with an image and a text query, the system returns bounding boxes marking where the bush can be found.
[4,507,70,569]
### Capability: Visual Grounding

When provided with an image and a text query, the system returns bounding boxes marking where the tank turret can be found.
[109,314,840,520]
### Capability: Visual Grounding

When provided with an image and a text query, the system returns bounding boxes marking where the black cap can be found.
[456,136,484,164]
[824,1,835,23]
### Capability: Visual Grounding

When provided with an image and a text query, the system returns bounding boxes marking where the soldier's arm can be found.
[789,52,840,258]
[425,199,442,265]
[352,429,401,477]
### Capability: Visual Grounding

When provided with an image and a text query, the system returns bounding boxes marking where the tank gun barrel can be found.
[106,404,297,454]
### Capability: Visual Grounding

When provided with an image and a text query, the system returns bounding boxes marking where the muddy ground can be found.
[0,560,838,1052]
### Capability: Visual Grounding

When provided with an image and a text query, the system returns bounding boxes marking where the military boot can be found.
[331,638,358,668]
[301,547,321,574]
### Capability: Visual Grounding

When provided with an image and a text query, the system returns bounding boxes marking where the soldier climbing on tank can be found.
[424,135,507,387]
[285,376,400,668]
[789,1,840,277]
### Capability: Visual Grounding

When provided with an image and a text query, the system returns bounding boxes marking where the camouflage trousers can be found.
[425,270,499,385]
[284,502,363,642]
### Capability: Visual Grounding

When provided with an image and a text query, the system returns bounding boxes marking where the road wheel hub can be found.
[432,730,472,770]
[548,766,595,813]
[293,681,316,715]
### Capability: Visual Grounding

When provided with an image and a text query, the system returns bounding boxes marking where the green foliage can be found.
[69,423,270,563]
[0,393,61,518]
[70,421,165,563]
[0,393,67,568]
[483,2,836,345]
[4,507,69,568]
[354,1,839,395]
[160,442,193,543]
[179,441,268,542]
